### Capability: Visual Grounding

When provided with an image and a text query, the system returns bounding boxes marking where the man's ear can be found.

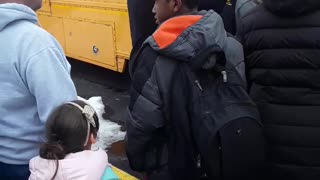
[172,0,183,13]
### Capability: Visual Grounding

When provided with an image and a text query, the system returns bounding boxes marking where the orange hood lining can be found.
[152,15,203,49]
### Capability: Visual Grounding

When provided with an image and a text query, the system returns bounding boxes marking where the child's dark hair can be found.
[183,0,199,10]
[39,100,99,179]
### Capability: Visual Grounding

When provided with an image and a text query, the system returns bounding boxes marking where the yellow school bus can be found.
[37,0,132,73]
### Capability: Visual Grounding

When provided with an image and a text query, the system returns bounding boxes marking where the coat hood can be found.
[263,0,320,16]
[0,3,37,31]
[146,10,227,69]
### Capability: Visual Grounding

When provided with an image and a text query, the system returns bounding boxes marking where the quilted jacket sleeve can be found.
[125,63,168,172]
[125,44,179,172]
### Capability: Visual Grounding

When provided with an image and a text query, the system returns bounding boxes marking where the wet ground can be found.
[69,59,142,179]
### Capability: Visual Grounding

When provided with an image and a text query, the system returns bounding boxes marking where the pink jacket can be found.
[29,149,109,180]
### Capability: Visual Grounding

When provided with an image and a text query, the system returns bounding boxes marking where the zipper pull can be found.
[195,80,203,91]
[221,71,227,82]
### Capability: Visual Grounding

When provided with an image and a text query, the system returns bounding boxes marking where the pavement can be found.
[69,58,143,179]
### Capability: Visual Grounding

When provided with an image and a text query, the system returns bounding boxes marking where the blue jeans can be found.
[0,162,30,180]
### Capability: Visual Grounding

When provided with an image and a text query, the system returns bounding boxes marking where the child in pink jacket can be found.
[29,100,111,180]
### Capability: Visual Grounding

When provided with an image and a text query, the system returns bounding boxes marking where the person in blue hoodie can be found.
[0,1,77,179]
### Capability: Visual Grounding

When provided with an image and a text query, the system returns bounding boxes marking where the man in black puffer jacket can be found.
[125,0,244,178]
[237,0,320,179]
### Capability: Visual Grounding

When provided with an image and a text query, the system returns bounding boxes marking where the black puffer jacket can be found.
[238,0,320,179]
[126,10,244,180]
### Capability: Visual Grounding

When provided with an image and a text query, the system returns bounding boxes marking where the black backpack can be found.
[184,45,265,179]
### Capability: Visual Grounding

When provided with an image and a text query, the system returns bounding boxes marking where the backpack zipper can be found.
[195,80,203,91]
[194,71,227,91]
[221,71,227,82]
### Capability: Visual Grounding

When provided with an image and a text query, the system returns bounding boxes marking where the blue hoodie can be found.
[0,3,77,164]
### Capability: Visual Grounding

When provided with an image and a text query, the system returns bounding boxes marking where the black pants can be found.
[0,162,30,180]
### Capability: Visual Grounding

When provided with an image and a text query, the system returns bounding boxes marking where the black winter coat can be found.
[238,0,320,179]
[125,11,242,180]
